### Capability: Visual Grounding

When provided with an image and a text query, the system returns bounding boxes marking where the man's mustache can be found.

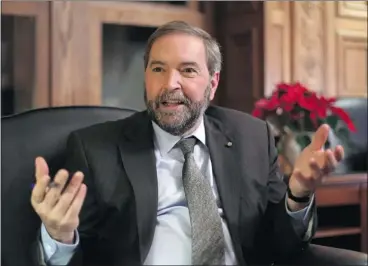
[155,92,191,105]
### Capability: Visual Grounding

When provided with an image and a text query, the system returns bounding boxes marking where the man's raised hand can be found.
[31,157,87,244]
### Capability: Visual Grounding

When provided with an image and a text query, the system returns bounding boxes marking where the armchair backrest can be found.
[330,98,367,174]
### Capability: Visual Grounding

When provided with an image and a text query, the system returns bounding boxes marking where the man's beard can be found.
[145,86,211,136]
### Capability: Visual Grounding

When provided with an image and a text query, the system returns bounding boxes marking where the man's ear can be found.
[209,72,220,101]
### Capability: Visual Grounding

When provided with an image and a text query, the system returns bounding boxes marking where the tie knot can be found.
[177,137,197,156]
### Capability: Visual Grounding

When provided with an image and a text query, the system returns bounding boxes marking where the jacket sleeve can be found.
[251,122,317,264]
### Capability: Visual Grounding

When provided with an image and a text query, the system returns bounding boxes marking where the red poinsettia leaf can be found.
[252,108,263,118]
[298,96,317,111]
[316,105,327,118]
[309,112,319,129]
[255,99,269,109]
[329,106,357,132]
[276,82,292,91]
[323,96,336,104]
[255,98,279,111]
[294,82,308,93]
[282,103,294,112]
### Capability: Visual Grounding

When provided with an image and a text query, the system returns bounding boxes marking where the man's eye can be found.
[152,67,163,72]
[183,68,196,73]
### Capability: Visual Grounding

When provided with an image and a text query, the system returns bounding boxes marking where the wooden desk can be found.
[315,173,367,253]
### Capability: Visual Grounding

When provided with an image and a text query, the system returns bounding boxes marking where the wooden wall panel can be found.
[263,2,291,96]
[290,2,327,94]
[337,1,367,19]
[51,2,99,106]
[264,1,367,98]
[1,1,50,109]
[13,16,35,112]
[89,2,205,28]
[216,2,264,113]
[336,30,367,97]
[325,2,367,97]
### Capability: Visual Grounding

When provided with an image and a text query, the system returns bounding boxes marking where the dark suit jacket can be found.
[37,106,317,266]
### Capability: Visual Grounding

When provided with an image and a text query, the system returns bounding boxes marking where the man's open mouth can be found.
[161,100,185,106]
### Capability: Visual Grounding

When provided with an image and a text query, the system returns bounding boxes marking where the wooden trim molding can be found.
[337,1,367,19]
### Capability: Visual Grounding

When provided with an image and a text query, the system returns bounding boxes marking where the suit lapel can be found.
[204,115,245,265]
[118,112,158,263]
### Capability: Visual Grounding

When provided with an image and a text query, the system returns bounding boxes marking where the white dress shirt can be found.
[40,118,313,265]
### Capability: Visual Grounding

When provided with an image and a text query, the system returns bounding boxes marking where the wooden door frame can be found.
[1,1,50,108]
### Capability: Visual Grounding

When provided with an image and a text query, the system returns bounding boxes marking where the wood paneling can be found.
[90,2,205,28]
[263,1,367,98]
[315,173,367,253]
[2,1,211,110]
[263,1,291,96]
[291,2,327,94]
[216,2,264,113]
[1,1,50,109]
[13,16,35,112]
[337,1,367,19]
[336,30,367,97]
[51,2,98,106]
[2,1,366,110]
[325,2,367,97]
[50,1,209,107]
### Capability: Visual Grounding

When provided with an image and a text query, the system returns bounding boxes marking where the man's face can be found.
[144,33,219,136]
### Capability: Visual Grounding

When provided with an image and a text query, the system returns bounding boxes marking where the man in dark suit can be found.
[31,21,344,266]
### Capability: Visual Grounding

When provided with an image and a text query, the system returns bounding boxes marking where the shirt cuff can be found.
[285,194,315,226]
[40,223,79,261]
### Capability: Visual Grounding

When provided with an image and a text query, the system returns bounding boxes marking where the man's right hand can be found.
[31,157,87,244]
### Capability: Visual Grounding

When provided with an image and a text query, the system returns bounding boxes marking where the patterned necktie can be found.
[177,137,225,265]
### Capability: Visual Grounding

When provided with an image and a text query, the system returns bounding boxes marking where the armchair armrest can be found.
[283,244,367,265]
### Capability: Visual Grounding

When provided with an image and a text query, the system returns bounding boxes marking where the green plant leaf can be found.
[295,133,312,149]
[325,115,339,131]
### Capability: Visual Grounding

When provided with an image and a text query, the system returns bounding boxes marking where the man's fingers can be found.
[310,124,330,151]
[325,149,338,174]
[309,158,323,180]
[35,157,49,179]
[334,145,345,162]
[43,169,70,209]
[52,172,84,216]
[63,184,87,222]
[31,175,51,206]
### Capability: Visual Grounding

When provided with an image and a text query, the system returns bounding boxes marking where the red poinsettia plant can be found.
[252,82,356,151]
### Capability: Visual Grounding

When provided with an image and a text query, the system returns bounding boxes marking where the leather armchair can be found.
[282,244,367,265]
[1,106,136,266]
[1,106,367,266]
[329,97,367,174]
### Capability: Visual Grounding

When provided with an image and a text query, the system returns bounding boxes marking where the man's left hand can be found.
[288,124,345,201]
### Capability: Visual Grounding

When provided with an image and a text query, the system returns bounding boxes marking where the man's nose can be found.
[163,70,181,91]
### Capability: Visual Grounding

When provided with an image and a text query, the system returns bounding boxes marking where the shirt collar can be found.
[152,118,206,156]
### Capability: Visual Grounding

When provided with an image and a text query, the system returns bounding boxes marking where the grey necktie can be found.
[177,137,225,265]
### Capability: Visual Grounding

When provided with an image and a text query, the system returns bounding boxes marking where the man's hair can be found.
[144,21,222,76]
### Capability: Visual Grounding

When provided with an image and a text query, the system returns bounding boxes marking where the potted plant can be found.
[251,82,356,174]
